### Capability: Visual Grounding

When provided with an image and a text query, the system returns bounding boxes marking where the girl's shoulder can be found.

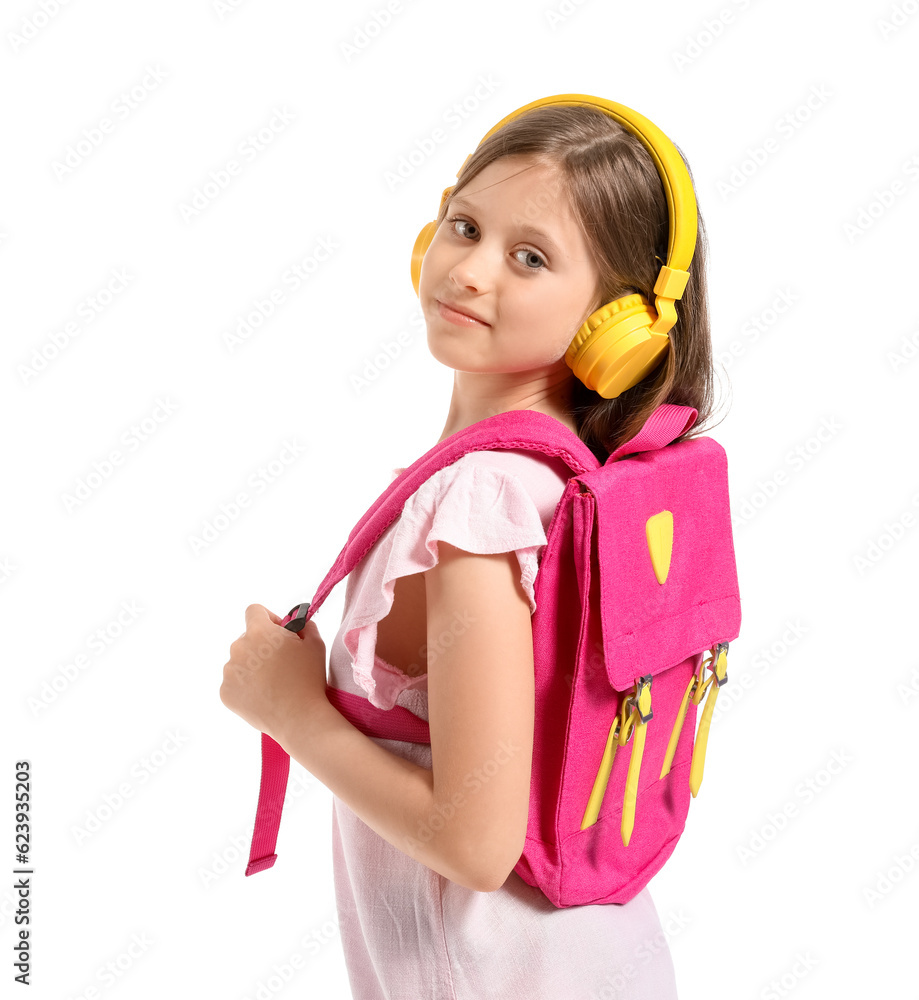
[393,448,571,536]
[457,447,571,521]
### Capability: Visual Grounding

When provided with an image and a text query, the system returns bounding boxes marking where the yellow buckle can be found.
[621,674,654,732]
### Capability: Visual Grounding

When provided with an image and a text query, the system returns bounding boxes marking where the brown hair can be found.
[435,103,726,463]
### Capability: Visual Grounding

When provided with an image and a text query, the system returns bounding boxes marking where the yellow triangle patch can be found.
[645,510,673,585]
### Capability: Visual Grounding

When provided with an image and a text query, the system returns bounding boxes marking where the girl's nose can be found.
[449,241,492,292]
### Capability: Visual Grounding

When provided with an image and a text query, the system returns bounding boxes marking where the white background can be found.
[3,0,918,997]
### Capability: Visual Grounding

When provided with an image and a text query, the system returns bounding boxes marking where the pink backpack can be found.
[244,402,741,907]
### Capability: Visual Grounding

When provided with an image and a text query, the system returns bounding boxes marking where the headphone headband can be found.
[476,94,697,275]
[410,93,699,398]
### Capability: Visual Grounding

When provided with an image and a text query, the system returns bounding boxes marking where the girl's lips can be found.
[437,300,489,327]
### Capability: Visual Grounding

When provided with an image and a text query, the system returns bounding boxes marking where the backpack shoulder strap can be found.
[606,403,698,463]
[245,409,596,877]
[306,409,599,620]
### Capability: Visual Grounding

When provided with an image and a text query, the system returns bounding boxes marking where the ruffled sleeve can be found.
[332,453,565,711]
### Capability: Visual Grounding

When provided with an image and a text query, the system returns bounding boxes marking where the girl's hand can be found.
[220,603,329,745]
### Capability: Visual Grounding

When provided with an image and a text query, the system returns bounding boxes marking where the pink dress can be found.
[327,447,679,1000]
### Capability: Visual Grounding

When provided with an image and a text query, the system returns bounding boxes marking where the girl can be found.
[221,95,718,999]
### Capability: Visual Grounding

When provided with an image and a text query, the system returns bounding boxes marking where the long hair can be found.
[435,104,726,462]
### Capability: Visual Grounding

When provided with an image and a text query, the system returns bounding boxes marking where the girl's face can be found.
[419,155,603,376]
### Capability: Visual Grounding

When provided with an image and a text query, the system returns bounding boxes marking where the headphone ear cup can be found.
[410,221,439,296]
[412,183,456,296]
[566,293,671,399]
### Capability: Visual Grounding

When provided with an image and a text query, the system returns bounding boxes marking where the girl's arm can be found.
[273,543,535,893]
[423,542,535,889]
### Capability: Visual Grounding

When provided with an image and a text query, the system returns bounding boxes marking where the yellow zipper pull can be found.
[659,668,699,779]
[621,675,653,847]
[689,643,729,797]
[581,677,641,831]
[580,715,621,830]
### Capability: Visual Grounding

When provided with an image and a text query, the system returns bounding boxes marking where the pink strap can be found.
[244,403,693,876]
[326,687,431,743]
[244,733,290,875]
[307,409,599,623]
[606,403,697,463]
[244,625,433,877]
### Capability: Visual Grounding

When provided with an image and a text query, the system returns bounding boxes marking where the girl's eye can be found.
[513,248,547,271]
[445,216,547,271]
[448,217,479,240]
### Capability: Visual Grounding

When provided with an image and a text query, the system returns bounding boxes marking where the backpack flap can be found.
[578,435,741,692]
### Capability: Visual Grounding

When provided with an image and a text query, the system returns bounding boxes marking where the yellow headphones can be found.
[410,93,698,400]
